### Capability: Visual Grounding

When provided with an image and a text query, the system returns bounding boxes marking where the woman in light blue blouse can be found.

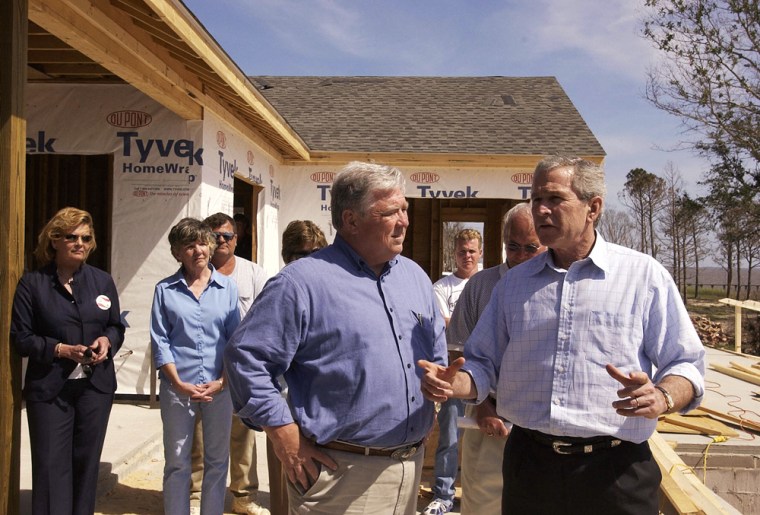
[151,218,240,515]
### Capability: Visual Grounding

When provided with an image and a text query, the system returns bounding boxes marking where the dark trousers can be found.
[502,426,661,515]
[26,379,114,515]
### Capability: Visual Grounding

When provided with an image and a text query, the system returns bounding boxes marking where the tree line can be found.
[596,0,759,304]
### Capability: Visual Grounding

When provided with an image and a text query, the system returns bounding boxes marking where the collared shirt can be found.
[446,263,508,349]
[463,233,705,444]
[150,266,240,384]
[224,234,447,447]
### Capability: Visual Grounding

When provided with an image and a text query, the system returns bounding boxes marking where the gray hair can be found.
[534,155,606,201]
[502,202,533,239]
[168,218,217,258]
[331,161,406,229]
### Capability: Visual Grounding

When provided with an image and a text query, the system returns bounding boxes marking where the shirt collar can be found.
[523,230,609,276]
[167,264,225,288]
[333,233,398,275]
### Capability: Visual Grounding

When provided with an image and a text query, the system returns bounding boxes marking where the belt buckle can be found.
[551,440,573,455]
[390,445,417,460]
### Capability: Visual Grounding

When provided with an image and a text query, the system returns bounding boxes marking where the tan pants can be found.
[287,444,425,514]
[460,405,505,515]
[191,416,259,499]
[266,437,289,515]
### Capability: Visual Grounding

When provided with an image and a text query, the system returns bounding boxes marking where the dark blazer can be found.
[11,263,125,401]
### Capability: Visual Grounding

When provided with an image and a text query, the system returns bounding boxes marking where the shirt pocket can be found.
[587,311,641,363]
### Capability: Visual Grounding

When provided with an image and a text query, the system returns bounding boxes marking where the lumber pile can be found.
[691,315,729,346]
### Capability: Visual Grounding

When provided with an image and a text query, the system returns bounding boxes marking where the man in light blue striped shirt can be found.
[420,155,705,515]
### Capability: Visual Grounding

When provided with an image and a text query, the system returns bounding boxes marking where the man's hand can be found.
[475,399,510,438]
[606,364,666,419]
[418,357,467,402]
[265,423,338,491]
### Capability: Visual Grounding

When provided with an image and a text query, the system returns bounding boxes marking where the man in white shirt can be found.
[423,229,482,515]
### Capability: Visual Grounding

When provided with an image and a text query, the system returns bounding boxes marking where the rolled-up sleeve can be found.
[225,273,303,428]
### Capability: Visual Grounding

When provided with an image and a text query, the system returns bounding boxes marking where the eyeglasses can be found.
[213,232,236,242]
[506,243,541,254]
[63,234,93,243]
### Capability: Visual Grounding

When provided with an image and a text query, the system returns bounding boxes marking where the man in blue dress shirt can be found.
[420,155,705,515]
[225,161,447,514]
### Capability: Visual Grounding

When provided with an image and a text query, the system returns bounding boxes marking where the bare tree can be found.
[598,208,636,249]
[642,0,760,175]
[441,221,465,273]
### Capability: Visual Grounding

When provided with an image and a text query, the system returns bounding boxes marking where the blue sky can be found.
[183,0,708,209]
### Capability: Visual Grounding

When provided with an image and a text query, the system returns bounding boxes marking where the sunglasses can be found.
[506,243,541,254]
[63,234,93,243]
[213,232,236,242]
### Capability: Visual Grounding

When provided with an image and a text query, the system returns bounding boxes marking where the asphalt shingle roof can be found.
[249,76,605,157]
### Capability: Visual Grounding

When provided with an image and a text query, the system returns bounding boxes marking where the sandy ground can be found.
[93,439,461,515]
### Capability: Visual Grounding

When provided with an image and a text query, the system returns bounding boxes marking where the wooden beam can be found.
[729,361,760,378]
[710,363,760,387]
[695,406,760,433]
[660,413,738,437]
[140,0,310,161]
[29,0,203,120]
[650,432,739,514]
[0,0,27,513]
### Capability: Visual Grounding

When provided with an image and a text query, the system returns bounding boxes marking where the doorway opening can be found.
[403,198,520,280]
[233,176,264,263]
[24,154,113,272]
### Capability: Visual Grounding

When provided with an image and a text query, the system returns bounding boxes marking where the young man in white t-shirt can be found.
[424,229,482,515]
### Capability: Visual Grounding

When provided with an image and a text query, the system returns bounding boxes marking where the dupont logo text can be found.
[106,111,152,129]
[216,131,226,149]
[410,172,440,184]
[511,172,533,184]
[310,172,335,183]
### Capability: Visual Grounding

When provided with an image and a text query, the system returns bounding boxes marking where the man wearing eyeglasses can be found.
[187,213,269,515]
[445,203,544,514]
[421,156,705,515]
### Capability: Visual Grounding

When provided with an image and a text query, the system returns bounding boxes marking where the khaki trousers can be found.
[460,406,505,515]
[286,444,425,514]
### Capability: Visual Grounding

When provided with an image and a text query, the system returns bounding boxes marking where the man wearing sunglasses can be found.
[447,202,545,514]
[187,213,269,515]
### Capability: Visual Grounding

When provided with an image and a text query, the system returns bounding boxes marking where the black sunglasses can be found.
[63,234,93,243]
[213,232,236,242]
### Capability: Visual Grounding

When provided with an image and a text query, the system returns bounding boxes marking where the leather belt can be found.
[518,426,623,455]
[319,440,423,460]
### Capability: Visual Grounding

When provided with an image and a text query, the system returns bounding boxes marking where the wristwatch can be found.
[655,385,675,413]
